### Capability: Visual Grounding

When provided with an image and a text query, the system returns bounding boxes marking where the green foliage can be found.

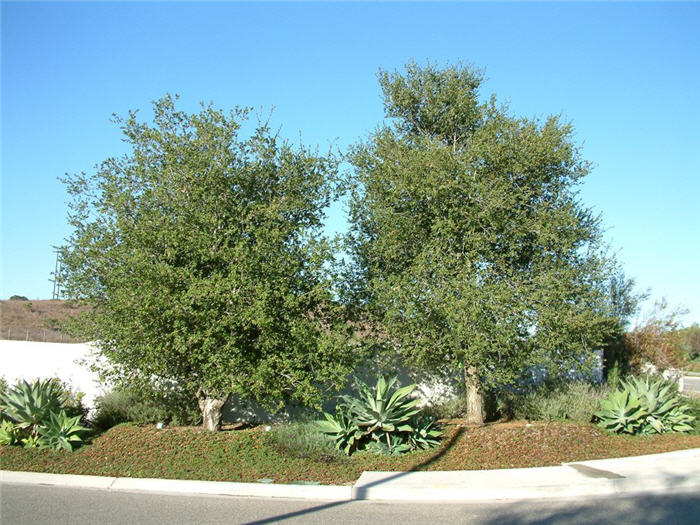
[606,360,623,389]
[92,389,165,430]
[678,323,700,365]
[0,377,8,410]
[423,396,470,420]
[268,421,345,462]
[37,410,88,451]
[683,395,700,435]
[405,416,443,451]
[343,376,421,434]
[317,375,442,456]
[316,406,363,455]
[9,295,29,301]
[0,420,21,446]
[0,377,88,425]
[92,384,201,430]
[0,379,63,436]
[506,382,611,423]
[624,376,694,434]
[347,61,626,422]
[21,435,40,448]
[60,95,357,424]
[0,378,89,451]
[48,378,89,423]
[595,376,695,435]
[595,389,646,434]
[365,434,412,456]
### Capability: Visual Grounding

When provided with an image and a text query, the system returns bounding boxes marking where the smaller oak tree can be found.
[61,96,355,430]
[348,62,626,423]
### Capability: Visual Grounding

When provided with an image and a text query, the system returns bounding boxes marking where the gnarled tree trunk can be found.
[196,389,229,431]
[465,364,484,425]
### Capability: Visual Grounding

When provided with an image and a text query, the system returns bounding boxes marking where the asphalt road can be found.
[1,484,699,525]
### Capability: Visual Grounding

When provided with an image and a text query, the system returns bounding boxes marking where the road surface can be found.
[1,483,698,524]
[682,374,700,395]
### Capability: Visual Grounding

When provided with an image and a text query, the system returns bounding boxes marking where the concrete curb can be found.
[0,471,117,489]
[0,471,353,501]
[109,477,352,500]
[2,448,699,502]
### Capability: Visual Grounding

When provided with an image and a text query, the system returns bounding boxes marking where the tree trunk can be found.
[465,364,484,425]
[196,390,229,432]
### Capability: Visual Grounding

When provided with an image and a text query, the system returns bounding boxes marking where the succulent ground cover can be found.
[2,421,698,485]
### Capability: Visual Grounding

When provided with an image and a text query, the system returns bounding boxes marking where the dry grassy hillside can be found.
[0,299,88,342]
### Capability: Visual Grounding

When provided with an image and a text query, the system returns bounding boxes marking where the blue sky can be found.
[1,2,699,326]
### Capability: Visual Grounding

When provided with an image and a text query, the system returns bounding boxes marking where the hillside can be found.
[0,299,88,342]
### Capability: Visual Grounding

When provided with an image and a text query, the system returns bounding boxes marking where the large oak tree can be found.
[61,96,355,430]
[347,62,623,423]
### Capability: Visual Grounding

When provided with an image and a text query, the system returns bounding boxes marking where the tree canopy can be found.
[61,96,355,429]
[347,62,624,422]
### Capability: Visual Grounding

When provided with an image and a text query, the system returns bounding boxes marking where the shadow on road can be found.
[476,491,700,525]
[241,426,466,525]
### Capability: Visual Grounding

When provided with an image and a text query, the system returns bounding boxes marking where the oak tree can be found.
[61,96,354,430]
[348,62,623,423]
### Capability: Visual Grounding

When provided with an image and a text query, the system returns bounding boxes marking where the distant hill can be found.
[0,299,89,343]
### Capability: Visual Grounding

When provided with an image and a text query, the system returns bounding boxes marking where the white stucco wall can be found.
[0,340,610,424]
[0,340,108,411]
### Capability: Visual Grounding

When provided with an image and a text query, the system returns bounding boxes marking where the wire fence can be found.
[2,327,85,343]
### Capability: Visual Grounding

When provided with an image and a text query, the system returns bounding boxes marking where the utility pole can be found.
[50,248,62,299]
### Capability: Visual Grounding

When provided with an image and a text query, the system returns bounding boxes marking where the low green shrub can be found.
[268,421,345,462]
[92,384,200,430]
[606,360,623,389]
[595,375,695,435]
[683,395,700,435]
[317,375,442,456]
[509,381,612,423]
[51,379,89,423]
[422,396,470,420]
[91,389,164,430]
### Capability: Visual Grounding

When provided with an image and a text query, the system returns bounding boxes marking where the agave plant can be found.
[625,376,694,433]
[594,389,646,434]
[37,410,88,451]
[0,379,63,437]
[316,407,363,455]
[365,434,412,456]
[318,375,442,456]
[0,420,21,446]
[406,416,443,450]
[661,405,695,433]
[21,435,40,448]
[596,375,696,435]
[345,376,420,433]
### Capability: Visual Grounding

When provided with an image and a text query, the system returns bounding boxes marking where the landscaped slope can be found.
[2,421,698,485]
